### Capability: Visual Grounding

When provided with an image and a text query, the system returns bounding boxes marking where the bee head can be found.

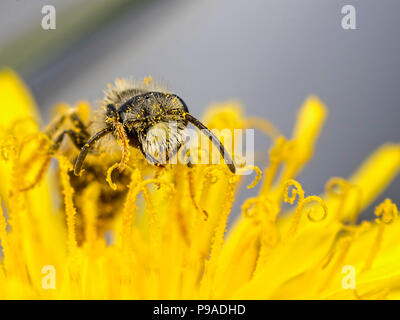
[115,92,187,128]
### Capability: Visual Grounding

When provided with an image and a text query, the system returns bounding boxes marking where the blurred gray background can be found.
[0,0,399,219]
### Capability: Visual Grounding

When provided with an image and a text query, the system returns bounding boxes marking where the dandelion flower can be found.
[0,69,399,300]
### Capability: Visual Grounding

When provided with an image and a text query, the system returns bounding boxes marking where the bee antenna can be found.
[184,113,236,174]
[74,127,112,176]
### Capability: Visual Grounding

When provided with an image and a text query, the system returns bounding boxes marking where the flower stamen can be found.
[237,165,262,189]
[188,170,208,221]
[363,199,398,271]
[58,155,77,252]
[245,117,281,140]
[114,121,130,173]
[325,177,362,223]
[106,163,120,191]
[284,179,328,239]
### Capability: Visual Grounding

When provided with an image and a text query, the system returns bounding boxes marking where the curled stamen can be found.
[284,179,328,239]
[106,162,135,190]
[209,176,218,184]
[20,132,52,158]
[242,197,278,220]
[326,177,349,196]
[19,157,51,192]
[300,196,328,222]
[375,198,398,224]
[237,165,262,189]
[363,199,398,271]
[18,134,54,191]
[203,166,228,184]
[106,163,120,190]
[262,198,280,220]
[114,122,130,173]
[0,131,52,192]
[9,117,39,136]
[1,135,17,161]
[242,198,258,218]
[284,179,305,205]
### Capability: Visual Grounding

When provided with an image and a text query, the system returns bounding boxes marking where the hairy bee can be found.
[47,78,235,243]
[73,79,235,175]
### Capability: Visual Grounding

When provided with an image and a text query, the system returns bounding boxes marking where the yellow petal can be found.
[0,68,39,127]
[291,95,327,169]
[347,144,400,217]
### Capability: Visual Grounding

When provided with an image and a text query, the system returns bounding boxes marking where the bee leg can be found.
[51,112,92,153]
[20,115,89,191]
[19,129,81,192]
[69,113,90,138]
[44,114,67,138]
[45,112,90,141]
[52,129,89,151]
[19,115,69,191]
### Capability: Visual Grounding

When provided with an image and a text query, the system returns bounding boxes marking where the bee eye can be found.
[106,104,118,118]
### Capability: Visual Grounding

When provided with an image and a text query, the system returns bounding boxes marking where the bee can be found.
[51,78,236,175]
[45,78,235,244]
